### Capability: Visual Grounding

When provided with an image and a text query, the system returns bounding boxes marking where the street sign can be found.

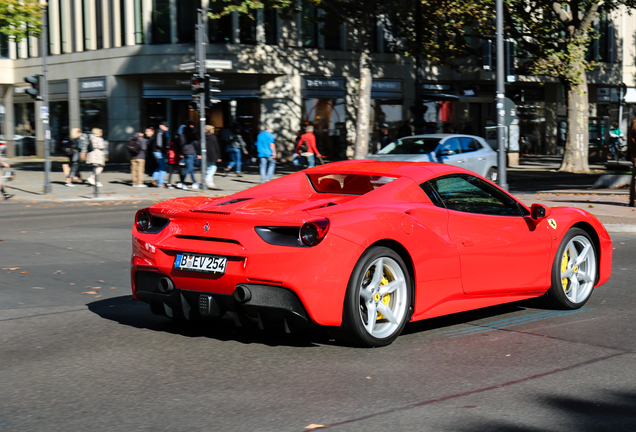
[179,62,196,71]
[179,60,232,71]
[205,59,232,70]
[40,106,49,119]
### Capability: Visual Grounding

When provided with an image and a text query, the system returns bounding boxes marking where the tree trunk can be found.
[353,11,372,160]
[354,50,372,159]
[559,70,590,172]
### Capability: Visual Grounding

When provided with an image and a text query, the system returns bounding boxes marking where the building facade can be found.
[0,1,633,161]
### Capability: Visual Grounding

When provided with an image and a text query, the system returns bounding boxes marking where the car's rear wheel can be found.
[543,228,597,309]
[340,247,411,347]
[486,167,497,182]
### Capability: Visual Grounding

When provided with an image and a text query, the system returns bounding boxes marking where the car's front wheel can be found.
[486,167,497,182]
[543,228,597,309]
[340,247,412,347]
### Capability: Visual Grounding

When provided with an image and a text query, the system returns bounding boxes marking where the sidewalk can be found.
[2,155,635,233]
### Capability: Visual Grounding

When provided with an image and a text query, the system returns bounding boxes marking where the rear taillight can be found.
[300,219,330,246]
[135,209,151,231]
[135,209,169,234]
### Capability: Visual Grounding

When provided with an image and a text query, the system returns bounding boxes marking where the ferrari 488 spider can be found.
[131,161,612,347]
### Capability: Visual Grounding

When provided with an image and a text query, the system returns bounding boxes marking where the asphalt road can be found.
[1,202,635,432]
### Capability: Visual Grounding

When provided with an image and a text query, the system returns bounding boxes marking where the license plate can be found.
[174,253,227,275]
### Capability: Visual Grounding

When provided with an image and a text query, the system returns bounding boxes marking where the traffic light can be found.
[191,75,205,97]
[24,75,42,100]
[188,100,199,111]
[205,76,221,108]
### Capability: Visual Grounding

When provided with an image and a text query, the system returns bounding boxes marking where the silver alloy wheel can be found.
[358,256,408,339]
[560,234,597,304]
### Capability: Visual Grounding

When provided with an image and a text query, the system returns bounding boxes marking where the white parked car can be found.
[366,134,499,182]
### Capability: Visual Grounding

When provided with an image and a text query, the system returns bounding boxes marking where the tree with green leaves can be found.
[499,0,636,173]
[0,0,42,44]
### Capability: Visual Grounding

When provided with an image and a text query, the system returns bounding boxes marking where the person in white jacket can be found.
[86,128,106,187]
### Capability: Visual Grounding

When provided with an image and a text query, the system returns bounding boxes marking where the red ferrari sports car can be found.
[131,161,612,347]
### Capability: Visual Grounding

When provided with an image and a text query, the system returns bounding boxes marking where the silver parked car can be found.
[366,134,499,182]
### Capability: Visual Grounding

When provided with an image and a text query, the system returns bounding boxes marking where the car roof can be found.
[400,133,484,140]
[306,160,471,183]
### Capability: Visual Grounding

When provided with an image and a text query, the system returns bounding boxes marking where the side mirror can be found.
[530,203,551,220]
[438,150,454,157]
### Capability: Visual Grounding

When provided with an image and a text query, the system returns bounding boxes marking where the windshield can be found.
[377,137,441,155]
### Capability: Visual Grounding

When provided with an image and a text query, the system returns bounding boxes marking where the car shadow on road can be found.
[402,298,550,337]
[86,295,329,348]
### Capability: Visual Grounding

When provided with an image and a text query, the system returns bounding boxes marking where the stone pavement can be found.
[2,155,635,233]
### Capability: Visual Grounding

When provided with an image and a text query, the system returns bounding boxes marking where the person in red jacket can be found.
[295,125,322,169]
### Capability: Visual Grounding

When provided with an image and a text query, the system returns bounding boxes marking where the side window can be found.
[459,138,481,153]
[422,174,524,216]
[438,138,461,156]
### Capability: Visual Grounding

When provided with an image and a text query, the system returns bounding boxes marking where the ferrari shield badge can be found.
[548,219,557,230]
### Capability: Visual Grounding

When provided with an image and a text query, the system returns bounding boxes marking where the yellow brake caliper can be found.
[376,275,391,320]
[561,250,569,291]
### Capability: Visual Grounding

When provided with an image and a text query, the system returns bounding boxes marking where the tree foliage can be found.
[503,1,628,89]
[0,0,42,42]
[388,0,493,67]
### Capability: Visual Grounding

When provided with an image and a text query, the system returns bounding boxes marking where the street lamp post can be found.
[42,6,51,194]
[197,9,208,191]
[495,0,508,190]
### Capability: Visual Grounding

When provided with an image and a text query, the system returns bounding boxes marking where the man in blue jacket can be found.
[255,125,277,183]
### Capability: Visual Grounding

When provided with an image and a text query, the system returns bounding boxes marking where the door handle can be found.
[462,240,475,247]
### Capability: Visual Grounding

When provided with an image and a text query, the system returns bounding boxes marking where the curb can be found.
[603,224,636,233]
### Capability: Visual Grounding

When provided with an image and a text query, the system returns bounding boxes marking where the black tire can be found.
[543,228,597,310]
[339,246,412,347]
[486,167,497,182]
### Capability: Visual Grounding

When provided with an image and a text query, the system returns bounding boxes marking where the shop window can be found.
[209,1,232,43]
[120,0,126,45]
[80,99,108,137]
[13,102,36,156]
[144,99,168,129]
[239,11,256,44]
[303,98,346,159]
[177,0,201,43]
[264,6,278,45]
[82,0,90,50]
[323,12,341,50]
[134,0,144,44]
[96,0,104,49]
[0,33,9,59]
[50,101,70,156]
[587,14,617,63]
[0,104,5,139]
[152,0,171,44]
[300,0,318,48]
[370,100,403,152]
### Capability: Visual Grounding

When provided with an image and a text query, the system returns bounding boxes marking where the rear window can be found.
[307,174,396,195]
